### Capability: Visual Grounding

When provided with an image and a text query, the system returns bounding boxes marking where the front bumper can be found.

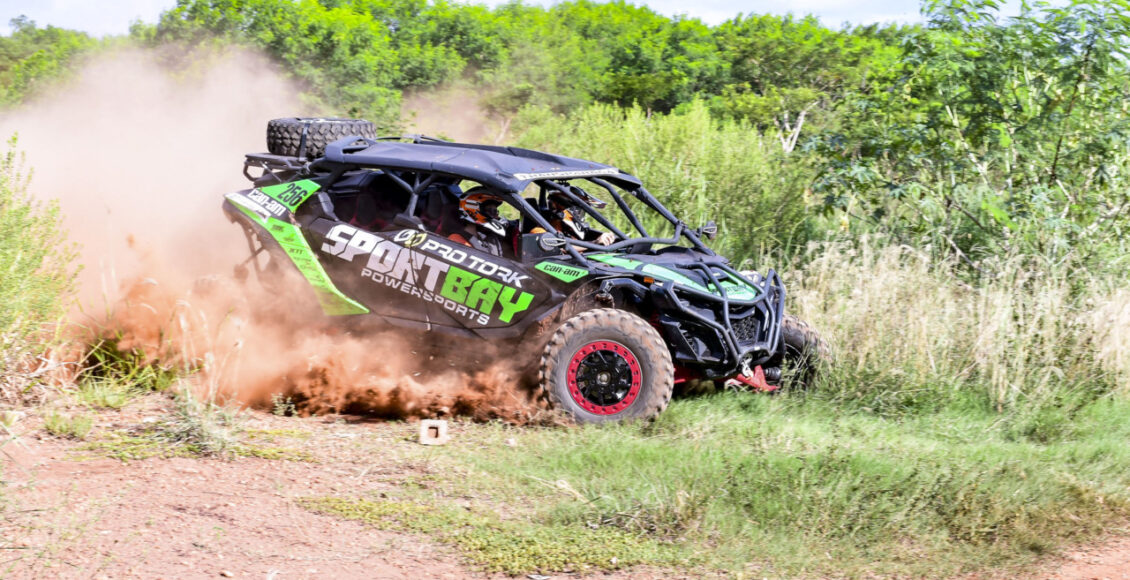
[617,265,785,379]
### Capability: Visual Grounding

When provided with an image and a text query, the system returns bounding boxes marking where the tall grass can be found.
[785,238,1128,420]
[61,274,246,452]
[441,240,1130,577]
[444,391,1130,577]
[159,282,246,456]
[0,137,75,404]
[1091,288,1130,386]
[512,101,1129,418]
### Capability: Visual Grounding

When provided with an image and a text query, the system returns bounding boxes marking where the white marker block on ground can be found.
[419,419,450,445]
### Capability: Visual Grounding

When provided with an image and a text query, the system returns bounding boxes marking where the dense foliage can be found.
[0,16,97,106]
[4,0,1129,313]
[814,0,1130,270]
[3,0,1127,275]
[513,102,816,264]
[7,1,1127,268]
[140,0,1130,275]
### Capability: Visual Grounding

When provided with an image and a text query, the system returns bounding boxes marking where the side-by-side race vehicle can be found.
[224,117,829,423]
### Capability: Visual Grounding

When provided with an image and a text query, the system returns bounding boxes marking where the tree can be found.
[811,0,1130,267]
[0,17,97,106]
[712,14,903,147]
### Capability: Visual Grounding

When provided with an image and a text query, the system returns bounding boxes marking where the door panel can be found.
[307,220,549,330]
[391,230,548,329]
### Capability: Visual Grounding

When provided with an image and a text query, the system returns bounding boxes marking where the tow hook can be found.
[726,357,778,392]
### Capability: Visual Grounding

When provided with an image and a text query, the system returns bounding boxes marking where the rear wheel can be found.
[540,309,673,424]
[266,117,376,159]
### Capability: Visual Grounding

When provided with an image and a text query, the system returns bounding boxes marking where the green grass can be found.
[72,378,138,410]
[75,430,188,461]
[377,393,1130,578]
[299,495,682,574]
[784,241,1129,416]
[244,428,312,440]
[235,445,315,462]
[160,383,241,456]
[0,137,75,403]
[74,424,313,463]
[63,334,184,412]
[42,411,93,439]
[75,336,179,393]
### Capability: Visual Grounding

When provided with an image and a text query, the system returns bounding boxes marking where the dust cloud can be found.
[4,47,543,422]
[0,47,300,301]
[99,274,544,422]
[401,86,501,143]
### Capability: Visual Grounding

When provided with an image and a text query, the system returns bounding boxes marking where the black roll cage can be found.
[245,138,717,268]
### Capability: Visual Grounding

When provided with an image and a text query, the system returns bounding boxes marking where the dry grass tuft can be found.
[786,237,1128,413]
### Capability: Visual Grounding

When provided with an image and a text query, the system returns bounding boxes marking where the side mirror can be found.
[698,220,717,240]
[519,233,566,259]
[538,233,568,251]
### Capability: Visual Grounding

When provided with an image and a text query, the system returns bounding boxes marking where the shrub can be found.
[0,136,76,403]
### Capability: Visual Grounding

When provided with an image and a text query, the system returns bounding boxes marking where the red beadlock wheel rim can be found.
[566,340,643,415]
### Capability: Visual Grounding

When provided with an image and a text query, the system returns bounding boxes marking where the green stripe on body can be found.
[588,254,759,299]
[231,200,369,316]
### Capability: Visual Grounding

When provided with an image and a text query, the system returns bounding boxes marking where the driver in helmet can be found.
[530,185,616,246]
[447,188,512,257]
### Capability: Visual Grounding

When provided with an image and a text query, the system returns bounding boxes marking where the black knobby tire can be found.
[540,309,673,424]
[266,117,376,159]
[778,314,831,388]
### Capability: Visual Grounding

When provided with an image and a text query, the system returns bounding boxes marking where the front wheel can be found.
[777,314,832,388]
[540,309,673,424]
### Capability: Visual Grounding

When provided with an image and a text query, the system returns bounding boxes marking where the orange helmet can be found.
[546,186,604,238]
[459,190,506,236]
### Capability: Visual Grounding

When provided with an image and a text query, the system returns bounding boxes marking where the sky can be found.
[2,0,1038,37]
[1,0,933,37]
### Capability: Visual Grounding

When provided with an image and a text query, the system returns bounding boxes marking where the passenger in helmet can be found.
[448,187,512,257]
[530,185,615,246]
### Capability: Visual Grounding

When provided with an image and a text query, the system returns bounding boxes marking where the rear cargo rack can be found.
[243,135,449,186]
[243,152,307,185]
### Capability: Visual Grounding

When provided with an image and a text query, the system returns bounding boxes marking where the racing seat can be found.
[417,184,463,236]
[346,172,409,231]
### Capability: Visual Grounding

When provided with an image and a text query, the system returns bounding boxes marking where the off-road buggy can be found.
[223,117,828,423]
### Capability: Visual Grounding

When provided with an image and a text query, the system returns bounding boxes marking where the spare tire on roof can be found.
[266,117,376,159]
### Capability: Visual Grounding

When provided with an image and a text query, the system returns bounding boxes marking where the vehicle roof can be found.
[322,137,643,194]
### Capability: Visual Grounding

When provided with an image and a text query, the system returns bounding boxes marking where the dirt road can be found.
[1,398,1126,579]
[1,414,474,578]
[1044,536,1130,580]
